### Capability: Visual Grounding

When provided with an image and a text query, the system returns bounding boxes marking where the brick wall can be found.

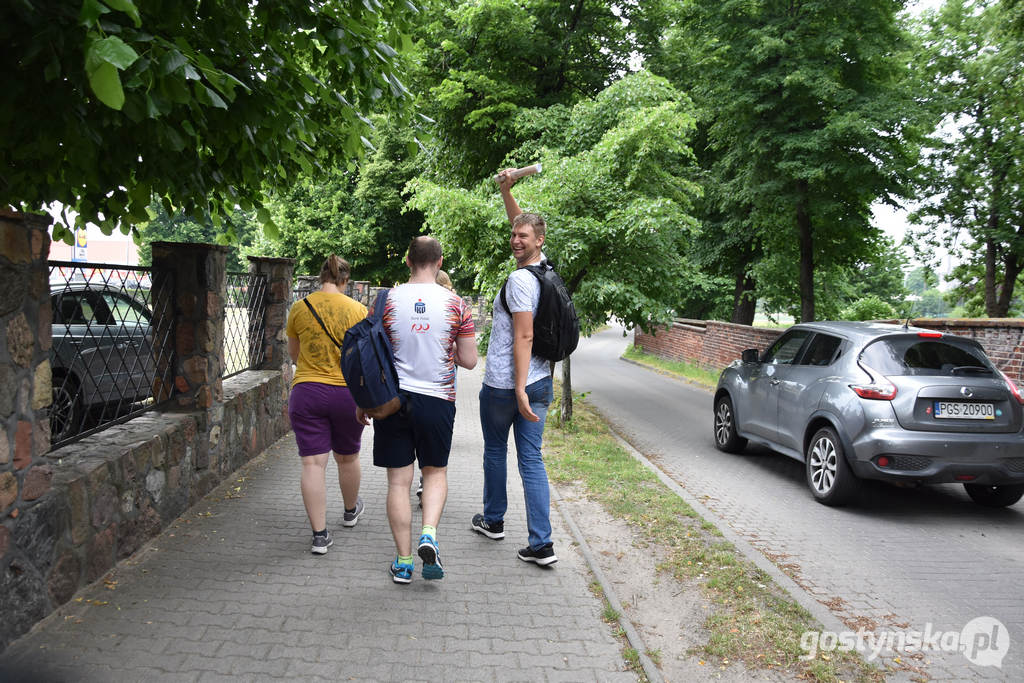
[634,319,784,373]
[634,318,1024,384]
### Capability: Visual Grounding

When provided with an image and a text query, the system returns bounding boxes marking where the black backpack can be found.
[500,259,580,362]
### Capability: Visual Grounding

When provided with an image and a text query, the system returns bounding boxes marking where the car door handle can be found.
[770,379,780,386]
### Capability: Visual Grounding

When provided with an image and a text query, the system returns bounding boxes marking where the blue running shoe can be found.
[417,534,444,580]
[389,559,413,585]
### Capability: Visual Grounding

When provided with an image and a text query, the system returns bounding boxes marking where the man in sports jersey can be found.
[470,169,557,567]
[358,236,477,584]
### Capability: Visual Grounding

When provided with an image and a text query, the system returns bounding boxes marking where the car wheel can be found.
[713,395,747,453]
[50,373,81,443]
[963,483,1024,508]
[806,426,858,506]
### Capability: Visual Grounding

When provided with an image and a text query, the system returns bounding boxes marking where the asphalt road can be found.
[571,323,1023,682]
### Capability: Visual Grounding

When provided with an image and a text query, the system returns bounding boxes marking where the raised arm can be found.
[497,168,522,225]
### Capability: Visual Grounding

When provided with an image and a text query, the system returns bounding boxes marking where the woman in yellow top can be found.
[285,255,368,555]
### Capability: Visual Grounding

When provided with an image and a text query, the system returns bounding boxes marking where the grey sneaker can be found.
[311,530,333,555]
[342,497,364,528]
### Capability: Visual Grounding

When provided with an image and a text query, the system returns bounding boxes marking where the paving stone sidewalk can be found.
[0,368,636,682]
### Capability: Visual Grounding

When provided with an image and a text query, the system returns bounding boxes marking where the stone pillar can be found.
[0,210,55,646]
[247,256,294,377]
[150,242,227,491]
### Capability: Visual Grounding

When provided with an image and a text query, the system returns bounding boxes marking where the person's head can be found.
[319,254,351,287]
[407,235,443,274]
[435,269,454,291]
[510,213,546,266]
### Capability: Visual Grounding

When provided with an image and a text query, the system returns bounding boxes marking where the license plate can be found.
[933,401,995,420]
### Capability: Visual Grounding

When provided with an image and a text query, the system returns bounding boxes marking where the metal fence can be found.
[224,272,267,378]
[291,277,377,306]
[47,261,175,448]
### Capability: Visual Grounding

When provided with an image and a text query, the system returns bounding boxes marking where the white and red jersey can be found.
[381,283,475,402]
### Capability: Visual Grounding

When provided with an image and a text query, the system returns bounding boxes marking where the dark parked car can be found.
[49,283,156,442]
[713,321,1024,507]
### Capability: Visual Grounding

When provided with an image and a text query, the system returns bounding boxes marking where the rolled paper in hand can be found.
[493,164,542,183]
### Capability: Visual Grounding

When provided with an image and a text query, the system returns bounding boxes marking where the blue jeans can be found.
[479,376,554,550]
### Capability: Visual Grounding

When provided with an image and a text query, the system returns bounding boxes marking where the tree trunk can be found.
[984,239,999,317]
[796,187,815,322]
[984,165,1008,317]
[559,356,573,424]
[995,254,1023,318]
[731,271,757,325]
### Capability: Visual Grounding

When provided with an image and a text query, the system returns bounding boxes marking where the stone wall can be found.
[0,211,55,649]
[634,318,1024,384]
[0,220,295,651]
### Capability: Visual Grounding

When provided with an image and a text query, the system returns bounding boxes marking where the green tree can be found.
[905,266,939,296]
[840,235,910,308]
[918,288,954,318]
[411,0,643,186]
[262,117,427,284]
[655,0,923,322]
[945,257,1024,317]
[2,0,417,242]
[136,204,258,272]
[409,71,703,418]
[909,0,1024,317]
[840,295,897,321]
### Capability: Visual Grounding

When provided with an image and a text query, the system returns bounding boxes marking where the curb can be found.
[600,424,851,640]
[551,484,664,683]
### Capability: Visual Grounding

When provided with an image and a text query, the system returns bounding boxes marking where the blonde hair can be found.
[319,254,351,286]
[435,270,454,291]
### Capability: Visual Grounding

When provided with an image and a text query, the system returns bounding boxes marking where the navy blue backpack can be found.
[306,289,402,419]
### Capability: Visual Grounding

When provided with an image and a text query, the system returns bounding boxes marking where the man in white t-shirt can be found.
[470,169,558,566]
[358,236,477,584]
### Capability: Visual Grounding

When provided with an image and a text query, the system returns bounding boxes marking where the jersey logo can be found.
[411,323,430,332]
[414,299,426,314]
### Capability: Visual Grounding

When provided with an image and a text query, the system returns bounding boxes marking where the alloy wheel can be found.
[715,402,733,445]
[50,379,79,443]
[808,435,838,494]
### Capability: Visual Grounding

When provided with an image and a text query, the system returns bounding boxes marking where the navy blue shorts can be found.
[372,391,456,469]
[289,382,364,457]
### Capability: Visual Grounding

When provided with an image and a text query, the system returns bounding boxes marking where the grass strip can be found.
[545,394,883,682]
[621,345,722,389]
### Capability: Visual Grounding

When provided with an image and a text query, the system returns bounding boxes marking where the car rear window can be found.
[859,336,994,376]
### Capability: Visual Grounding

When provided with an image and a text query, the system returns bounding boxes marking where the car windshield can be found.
[859,335,994,377]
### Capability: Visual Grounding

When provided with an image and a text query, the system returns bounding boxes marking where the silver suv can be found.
[713,321,1024,507]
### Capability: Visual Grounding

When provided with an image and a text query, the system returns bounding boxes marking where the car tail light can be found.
[917,331,942,338]
[850,364,898,400]
[850,383,898,400]
[1000,370,1024,405]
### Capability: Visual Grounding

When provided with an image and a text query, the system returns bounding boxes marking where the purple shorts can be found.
[289,382,364,457]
